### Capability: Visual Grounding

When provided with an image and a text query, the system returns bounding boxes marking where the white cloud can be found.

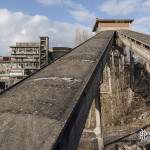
[132,17,150,34]
[37,0,74,7]
[0,9,91,56]
[37,0,96,24]
[68,4,96,24]
[99,0,140,15]
[98,0,150,33]
[37,0,62,5]
[99,0,150,16]
[69,7,95,23]
[143,0,150,10]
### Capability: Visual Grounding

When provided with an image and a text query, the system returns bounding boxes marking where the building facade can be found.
[0,56,12,92]
[0,37,49,92]
[10,37,49,80]
[93,19,134,32]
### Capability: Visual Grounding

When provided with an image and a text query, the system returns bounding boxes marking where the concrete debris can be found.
[118,144,146,150]
[138,112,150,120]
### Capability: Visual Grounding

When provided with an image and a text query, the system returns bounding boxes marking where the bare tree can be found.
[75,28,92,46]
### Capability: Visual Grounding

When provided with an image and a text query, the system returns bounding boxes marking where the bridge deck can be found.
[0,31,114,150]
[118,29,150,46]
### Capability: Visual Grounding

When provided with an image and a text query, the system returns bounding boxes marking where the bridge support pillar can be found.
[78,87,104,150]
[146,63,150,72]
[94,89,104,150]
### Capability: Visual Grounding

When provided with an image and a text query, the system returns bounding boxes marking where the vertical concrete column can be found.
[129,49,135,89]
[94,87,104,150]
[107,66,112,95]
[110,50,115,121]
[127,88,134,107]
[111,50,115,70]
[146,63,150,73]
[86,108,92,129]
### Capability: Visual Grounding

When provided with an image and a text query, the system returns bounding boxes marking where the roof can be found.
[93,18,134,32]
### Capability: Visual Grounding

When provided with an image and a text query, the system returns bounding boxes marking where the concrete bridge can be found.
[0,30,149,150]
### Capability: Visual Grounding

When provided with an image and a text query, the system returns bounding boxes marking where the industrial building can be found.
[10,37,49,80]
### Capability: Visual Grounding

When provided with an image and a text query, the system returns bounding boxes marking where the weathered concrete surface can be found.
[78,30,150,150]
[118,30,150,66]
[118,29,150,46]
[0,31,115,150]
[99,47,131,127]
[78,95,103,150]
[103,31,150,150]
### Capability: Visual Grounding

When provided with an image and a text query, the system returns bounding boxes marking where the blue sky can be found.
[0,0,145,25]
[0,0,150,55]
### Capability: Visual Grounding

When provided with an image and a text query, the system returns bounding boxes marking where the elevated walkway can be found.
[0,29,149,150]
[0,31,115,150]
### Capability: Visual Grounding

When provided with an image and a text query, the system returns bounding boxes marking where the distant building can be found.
[93,18,134,32]
[10,37,49,80]
[0,37,49,92]
[0,39,72,92]
[0,56,12,92]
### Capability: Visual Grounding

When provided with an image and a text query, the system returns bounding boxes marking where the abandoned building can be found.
[0,37,49,91]
[0,56,12,92]
[0,38,72,92]
[10,37,49,79]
